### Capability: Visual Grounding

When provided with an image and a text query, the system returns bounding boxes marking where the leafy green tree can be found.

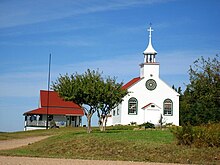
[52,69,127,133]
[97,77,128,131]
[180,55,220,125]
[52,69,103,133]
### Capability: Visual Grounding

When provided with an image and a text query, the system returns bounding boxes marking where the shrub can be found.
[170,123,220,147]
[195,123,220,147]
[130,121,137,126]
[106,125,137,130]
[139,122,155,129]
[170,124,194,146]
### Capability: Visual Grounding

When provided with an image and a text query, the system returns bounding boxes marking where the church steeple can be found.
[140,24,159,78]
[143,24,157,63]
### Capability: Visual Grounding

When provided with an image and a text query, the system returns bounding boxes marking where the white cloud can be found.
[52,54,141,82]
[159,49,219,75]
[2,48,214,97]
[0,70,48,97]
[0,0,174,29]
[0,54,140,97]
[0,39,93,47]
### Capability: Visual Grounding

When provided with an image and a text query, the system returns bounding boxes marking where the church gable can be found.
[124,77,179,108]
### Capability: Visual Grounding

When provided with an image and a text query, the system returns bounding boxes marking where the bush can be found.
[170,124,194,146]
[139,122,155,129]
[195,123,220,147]
[106,125,137,130]
[130,121,137,126]
[170,123,220,147]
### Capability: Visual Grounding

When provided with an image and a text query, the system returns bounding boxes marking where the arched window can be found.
[128,97,138,115]
[164,99,173,116]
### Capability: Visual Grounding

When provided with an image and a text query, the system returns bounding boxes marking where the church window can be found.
[113,110,116,116]
[146,79,157,90]
[164,99,173,116]
[117,107,119,115]
[128,97,138,115]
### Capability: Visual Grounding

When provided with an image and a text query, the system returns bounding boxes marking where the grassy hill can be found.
[0,126,219,164]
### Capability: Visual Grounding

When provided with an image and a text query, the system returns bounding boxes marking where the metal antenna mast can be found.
[46,54,52,129]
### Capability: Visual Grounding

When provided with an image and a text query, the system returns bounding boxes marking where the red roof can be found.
[142,103,161,110]
[24,90,84,116]
[40,90,81,108]
[122,77,141,90]
[142,103,153,109]
[24,107,84,116]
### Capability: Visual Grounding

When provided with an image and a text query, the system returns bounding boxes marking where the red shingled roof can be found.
[122,77,141,90]
[141,103,161,110]
[24,107,84,116]
[40,90,80,108]
[142,103,154,109]
[24,90,84,116]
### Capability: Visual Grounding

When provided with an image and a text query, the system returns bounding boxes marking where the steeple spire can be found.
[143,24,157,63]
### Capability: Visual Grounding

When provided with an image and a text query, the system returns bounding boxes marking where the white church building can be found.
[107,26,179,126]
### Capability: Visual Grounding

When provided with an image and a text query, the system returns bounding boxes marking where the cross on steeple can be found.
[148,23,153,38]
[143,23,157,63]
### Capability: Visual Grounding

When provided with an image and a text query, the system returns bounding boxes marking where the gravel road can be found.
[0,156,182,165]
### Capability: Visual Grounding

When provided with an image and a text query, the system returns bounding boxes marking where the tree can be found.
[52,69,103,133]
[180,55,220,125]
[52,69,128,133]
[97,77,128,131]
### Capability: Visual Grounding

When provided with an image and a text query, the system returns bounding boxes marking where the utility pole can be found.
[46,54,51,129]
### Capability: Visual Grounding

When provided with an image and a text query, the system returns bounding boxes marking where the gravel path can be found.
[0,156,182,165]
[0,136,183,165]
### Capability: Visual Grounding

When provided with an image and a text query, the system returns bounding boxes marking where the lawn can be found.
[0,127,89,140]
[0,127,219,164]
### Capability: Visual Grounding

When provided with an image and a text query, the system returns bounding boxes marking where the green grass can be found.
[0,127,220,164]
[0,127,82,140]
[0,129,50,141]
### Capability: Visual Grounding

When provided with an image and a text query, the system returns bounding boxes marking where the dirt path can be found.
[0,156,182,165]
[0,136,50,150]
[0,136,184,165]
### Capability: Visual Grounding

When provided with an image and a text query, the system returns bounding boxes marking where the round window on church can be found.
[146,79,157,90]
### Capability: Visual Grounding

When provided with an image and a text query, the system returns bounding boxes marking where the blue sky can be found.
[0,0,219,132]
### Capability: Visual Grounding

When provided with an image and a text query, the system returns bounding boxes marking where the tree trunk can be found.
[99,115,108,131]
[97,110,103,131]
[103,116,108,131]
[87,114,92,133]
[99,116,104,131]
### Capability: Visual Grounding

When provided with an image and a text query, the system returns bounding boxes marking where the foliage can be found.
[172,85,182,95]
[106,125,137,130]
[180,55,220,125]
[170,124,194,146]
[52,69,103,133]
[97,77,128,131]
[170,123,220,147]
[52,69,127,133]
[139,122,155,129]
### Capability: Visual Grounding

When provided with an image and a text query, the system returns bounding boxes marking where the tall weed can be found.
[170,123,220,147]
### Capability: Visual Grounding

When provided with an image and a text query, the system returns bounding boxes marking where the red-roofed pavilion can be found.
[23,90,84,131]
